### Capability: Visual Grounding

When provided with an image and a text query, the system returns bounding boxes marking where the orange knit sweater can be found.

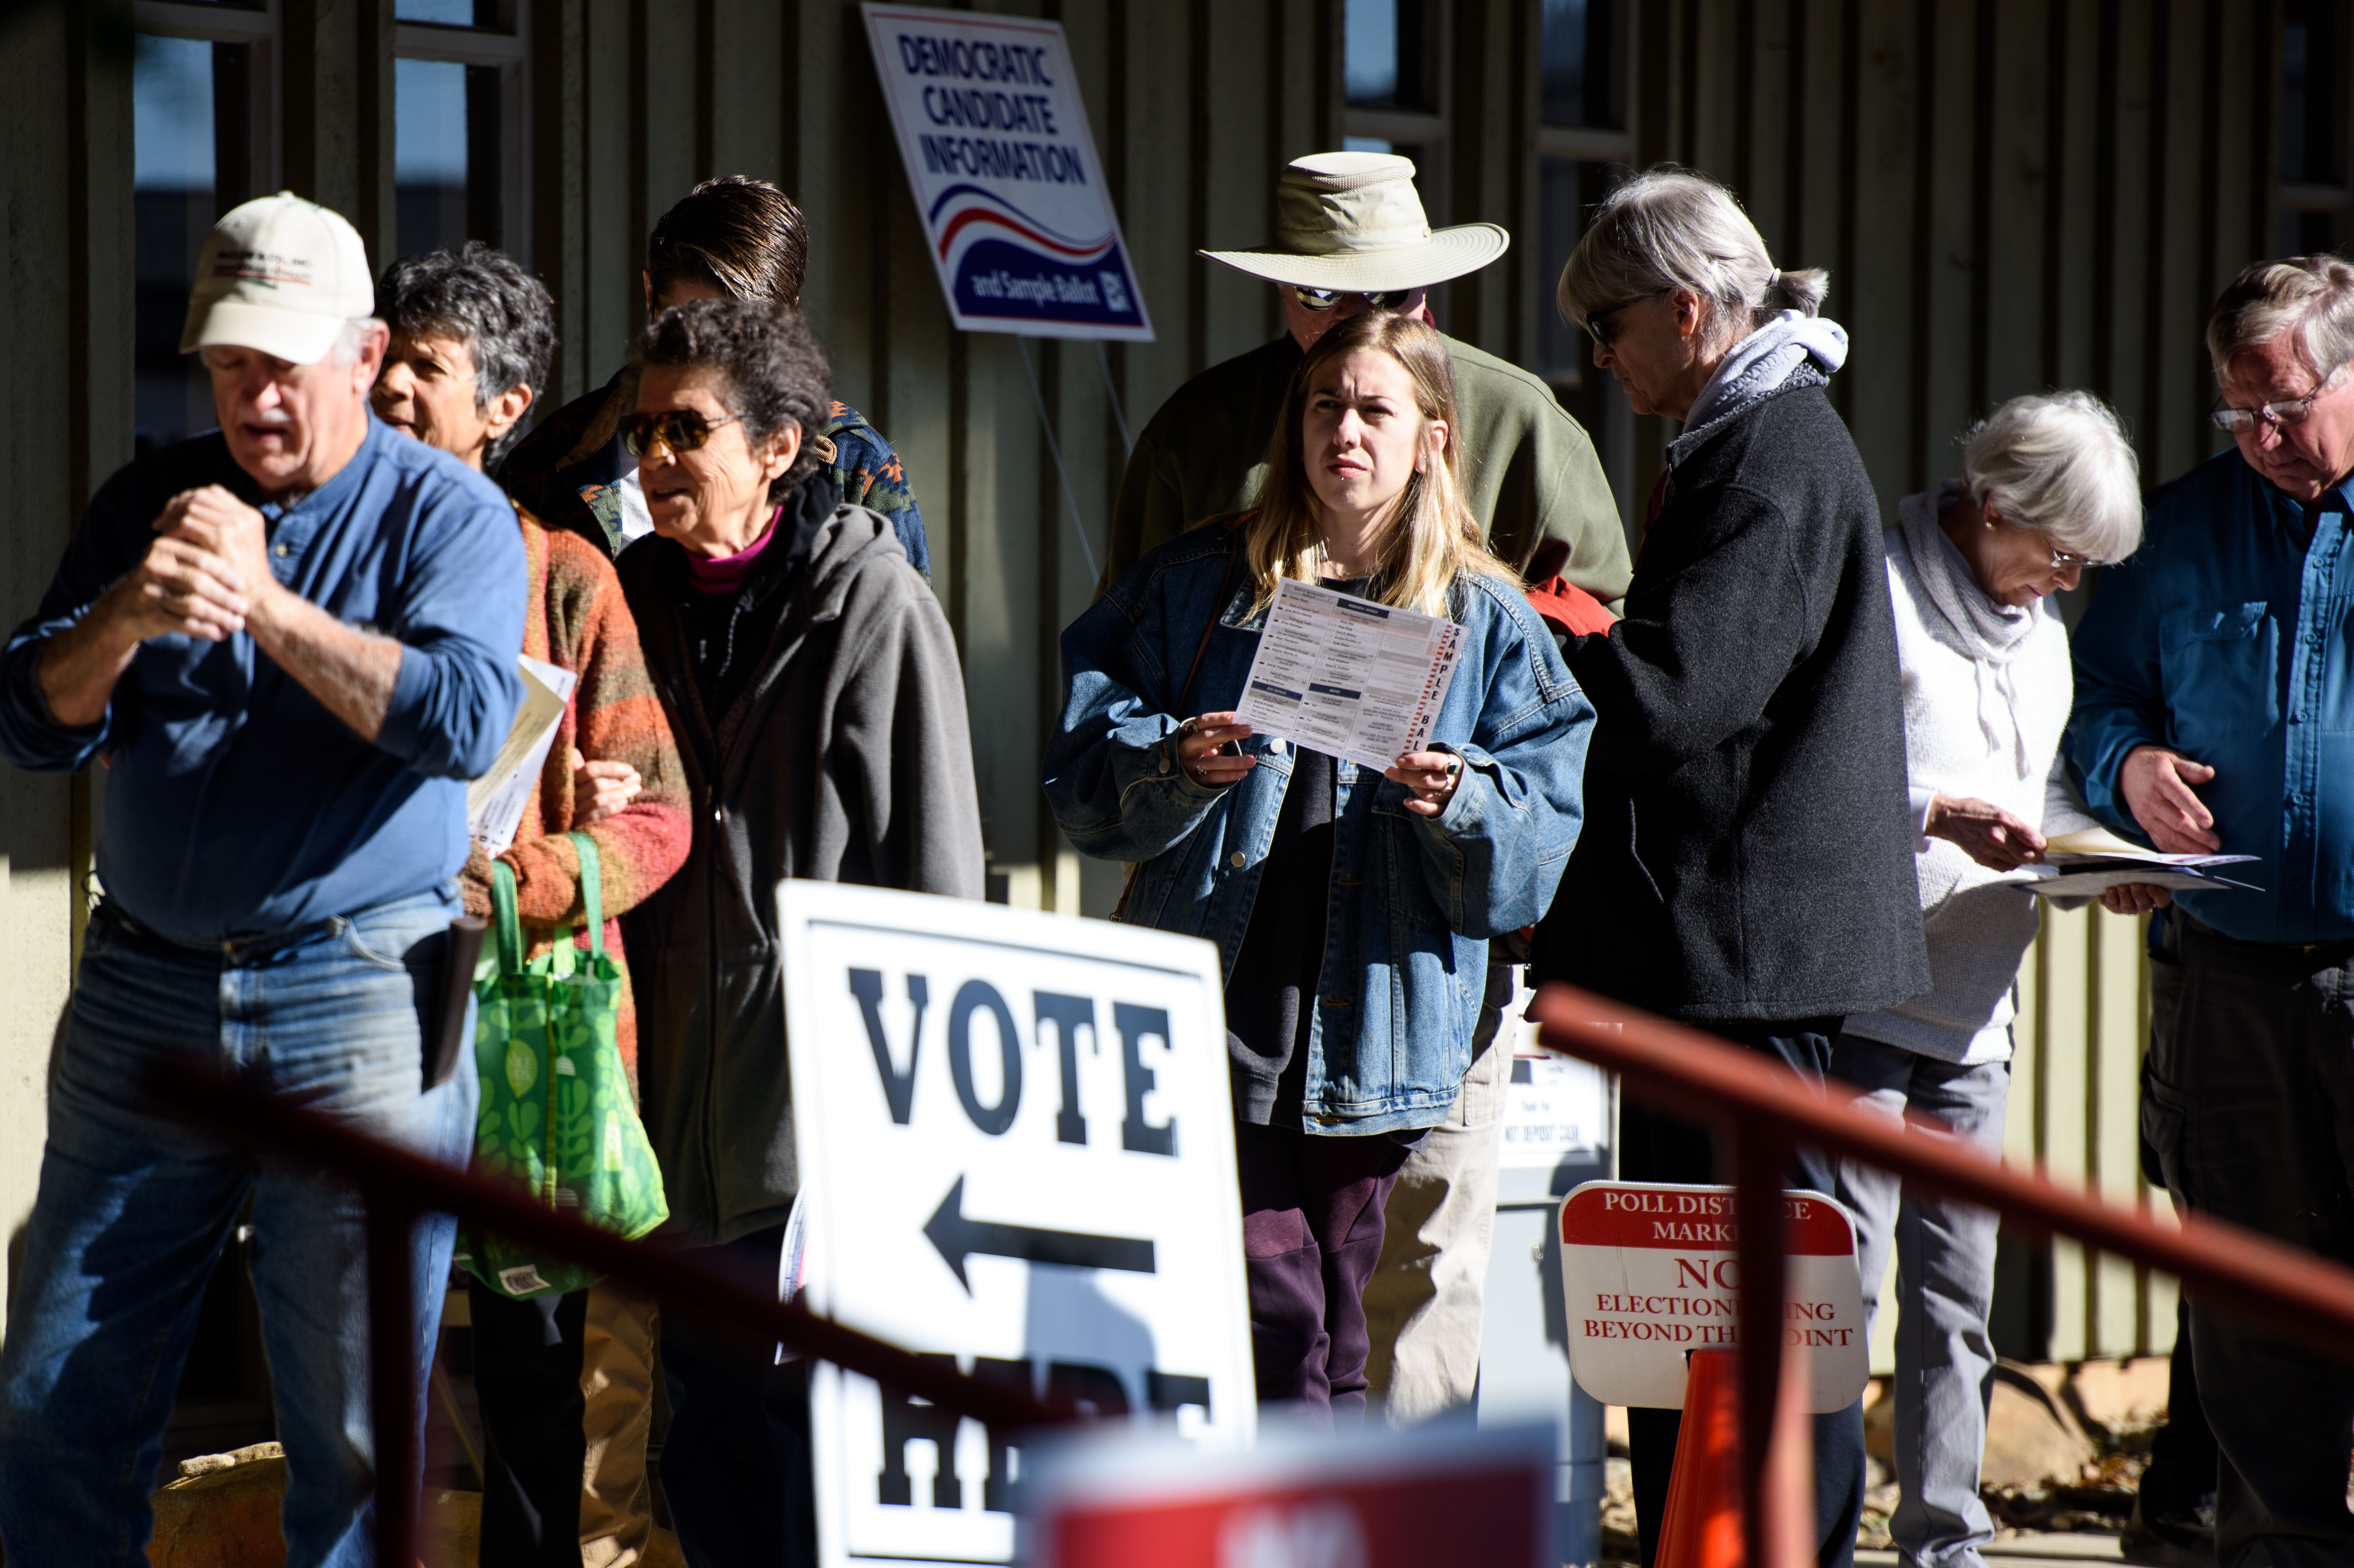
[461,506,692,1080]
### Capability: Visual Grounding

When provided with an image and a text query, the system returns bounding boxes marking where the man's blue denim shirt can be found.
[0,416,526,946]
[2068,446,2354,944]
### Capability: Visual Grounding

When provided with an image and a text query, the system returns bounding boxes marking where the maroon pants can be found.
[1233,1120,1408,1428]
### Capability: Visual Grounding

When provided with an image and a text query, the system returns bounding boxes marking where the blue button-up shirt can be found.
[2068,448,2354,943]
[0,417,525,946]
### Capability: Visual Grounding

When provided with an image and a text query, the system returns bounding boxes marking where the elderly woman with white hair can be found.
[1528,166,1928,1568]
[1833,391,2149,1568]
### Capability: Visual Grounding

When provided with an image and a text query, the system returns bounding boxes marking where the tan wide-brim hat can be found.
[1201,152,1509,293]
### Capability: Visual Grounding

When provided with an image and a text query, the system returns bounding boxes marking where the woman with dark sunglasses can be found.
[610,297,985,1567]
[1529,165,1926,1568]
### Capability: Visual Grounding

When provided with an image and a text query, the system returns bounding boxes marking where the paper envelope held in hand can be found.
[467,654,577,856]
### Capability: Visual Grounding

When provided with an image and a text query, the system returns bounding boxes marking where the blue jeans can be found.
[0,890,479,1568]
[1830,1035,2008,1568]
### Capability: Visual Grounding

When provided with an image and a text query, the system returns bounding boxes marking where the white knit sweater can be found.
[1842,488,2099,1063]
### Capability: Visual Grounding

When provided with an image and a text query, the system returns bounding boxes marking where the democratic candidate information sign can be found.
[863,5,1152,340]
[781,883,1251,1568]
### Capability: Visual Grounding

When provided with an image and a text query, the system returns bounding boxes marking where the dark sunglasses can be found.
[620,408,746,458]
[1291,286,1416,313]
[1582,299,1641,351]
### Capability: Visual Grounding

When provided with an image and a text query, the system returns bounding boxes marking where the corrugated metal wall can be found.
[0,0,2291,1363]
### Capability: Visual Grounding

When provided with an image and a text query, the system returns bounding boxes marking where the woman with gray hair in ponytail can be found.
[1528,166,1929,1568]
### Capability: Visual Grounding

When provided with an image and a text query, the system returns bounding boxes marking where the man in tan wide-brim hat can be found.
[1103,151,1629,605]
[1101,152,1630,1431]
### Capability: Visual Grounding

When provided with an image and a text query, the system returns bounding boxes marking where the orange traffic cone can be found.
[1653,1351,1744,1568]
[1652,1346,1816,1568]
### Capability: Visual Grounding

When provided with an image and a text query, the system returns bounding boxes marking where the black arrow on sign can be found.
[923,1175,1158,1294]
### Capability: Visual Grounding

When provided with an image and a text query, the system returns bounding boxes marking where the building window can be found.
[2281,0,2349,255]
[1532,1,1630,390]
[1533,157,1588,386]
[1343,0,1447,256]
[1346,0,1439,114]
[1532,0,1636,539]
[1540,0,1616,131]
[393,0,528,263]
[132,3,277,455]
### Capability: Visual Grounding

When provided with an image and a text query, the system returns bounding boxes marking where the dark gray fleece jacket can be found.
[618,501,984,1244]
[1536,376,1929,1023]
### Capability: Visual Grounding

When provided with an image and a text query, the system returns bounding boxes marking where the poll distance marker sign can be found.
[1558,1181,1869,1413]
[863,4,1152,341]
[780,883,1252,1568]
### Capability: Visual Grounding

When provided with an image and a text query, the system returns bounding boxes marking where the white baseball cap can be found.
[179,192,376,366]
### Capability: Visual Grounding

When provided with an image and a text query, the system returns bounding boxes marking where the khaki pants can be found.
[579,1283,661,1568]
[1360,1008,1510,1424]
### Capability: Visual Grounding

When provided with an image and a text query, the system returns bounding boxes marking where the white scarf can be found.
[1897,481,2045,775]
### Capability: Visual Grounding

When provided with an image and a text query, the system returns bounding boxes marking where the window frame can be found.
[393,3,533,266]
[2279,0,2354,255]
[1343,0,1451,229]
[1531,1,1635,394]
[131,0,282,200]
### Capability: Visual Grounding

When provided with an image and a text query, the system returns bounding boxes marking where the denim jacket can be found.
[1045,525,1594,1135]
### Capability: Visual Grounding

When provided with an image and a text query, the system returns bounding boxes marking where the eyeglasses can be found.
[1290,286,1416,313]
[1582,296,1654,351]
[1990,505,2095,571]
[2209,364,2348,433]
[620,408,746,458]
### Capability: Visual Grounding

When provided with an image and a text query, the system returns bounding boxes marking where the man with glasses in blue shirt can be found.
[2070,255,2354,1568]
[0,193,524,1566]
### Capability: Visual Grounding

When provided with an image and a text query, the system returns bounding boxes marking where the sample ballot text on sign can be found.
[1558,1181,1869,1412]
[863,4,1151,340]
[780,884,1254,1568]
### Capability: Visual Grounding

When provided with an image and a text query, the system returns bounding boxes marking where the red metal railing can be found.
[152,988,2354,1568]
[144,1058,1071,1568]
[1531,982,2354,1568]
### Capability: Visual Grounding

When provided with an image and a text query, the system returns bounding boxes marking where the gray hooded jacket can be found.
[618,501,985,1245]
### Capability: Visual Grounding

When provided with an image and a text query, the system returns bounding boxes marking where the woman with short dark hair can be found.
[499,176,929,573]
[615,296,983,1566]
[374,242,694,1568]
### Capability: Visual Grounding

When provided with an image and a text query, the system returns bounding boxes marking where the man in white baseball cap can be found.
[1100,151,1630,1431]
[0,191,525,1565]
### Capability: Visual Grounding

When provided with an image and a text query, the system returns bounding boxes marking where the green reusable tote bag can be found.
[458,832,669,1299]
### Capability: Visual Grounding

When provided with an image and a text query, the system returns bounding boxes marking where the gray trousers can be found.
[1361,966,1512,1422]
[2144,913,2354,1568]
[1829,1034,2009,1568]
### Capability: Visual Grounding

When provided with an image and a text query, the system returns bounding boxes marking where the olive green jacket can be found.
[1101,331,1632,607]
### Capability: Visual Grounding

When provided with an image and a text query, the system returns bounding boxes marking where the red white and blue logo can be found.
[866,6,1154,342]
[924,184,1145,332]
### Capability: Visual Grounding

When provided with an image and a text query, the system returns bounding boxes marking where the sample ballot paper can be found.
[1233,577,1465,772]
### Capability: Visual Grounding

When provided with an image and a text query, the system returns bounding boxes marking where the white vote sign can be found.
[781,883,1254,1568]
[863,4,1152,340]
[1558,1181,1869,1413]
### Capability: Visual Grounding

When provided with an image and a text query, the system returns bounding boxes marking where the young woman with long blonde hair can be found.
[1045,311,1593,1424]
